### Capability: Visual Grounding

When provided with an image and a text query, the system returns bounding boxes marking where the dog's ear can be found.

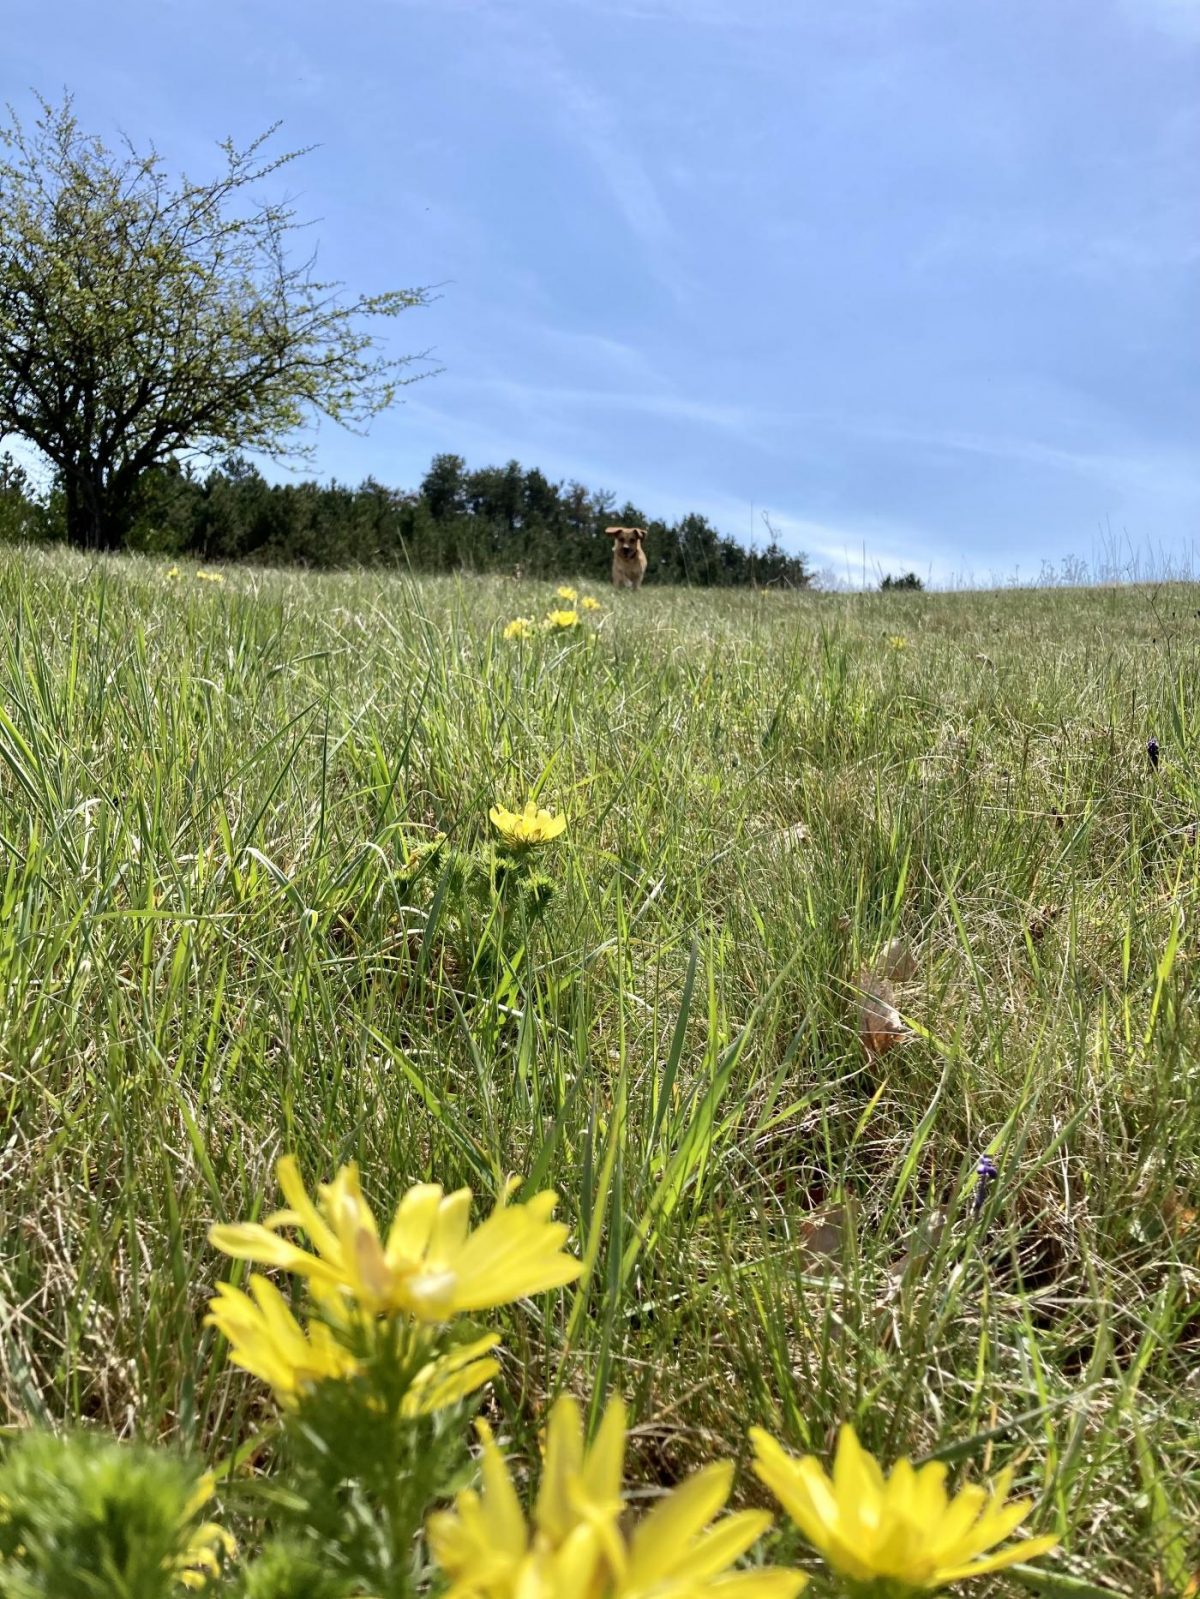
[635,527,647,543]
[605,526,621,539]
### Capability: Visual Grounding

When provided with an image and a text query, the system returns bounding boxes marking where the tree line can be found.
[0,448,812,586]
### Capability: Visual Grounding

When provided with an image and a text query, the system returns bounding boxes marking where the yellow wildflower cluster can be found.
[501,585,603,638]
[207,1157,580,1413]
[165,565,226,584]
[205,1156,1057,1596]
[429,1395,805,1599]
[429,1403,1056,1598]
[547,588,603,624]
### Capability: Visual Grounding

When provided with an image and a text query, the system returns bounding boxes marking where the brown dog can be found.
[606,526,648,589]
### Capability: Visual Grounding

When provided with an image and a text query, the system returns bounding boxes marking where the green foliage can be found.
[270,1390,470,1599]
[0,93,430,552]
[0,453,48,543]
[237,1360,482,1599]
[234,1542,355,1599]
[0,1430,217,1599]
[880,571,924,590]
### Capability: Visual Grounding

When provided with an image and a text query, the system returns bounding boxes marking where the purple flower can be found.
[1147,737,1160,769]
[972,1154,999,1215]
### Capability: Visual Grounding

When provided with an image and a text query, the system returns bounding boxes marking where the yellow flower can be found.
[210,1157,580,1321]
[534,1395,627,1577]
[428,1417,601,1599]
[504,617,537,639]
[428,1397,805,1599]
[174,1472,236,1590]
[205,1274,361,1403]
[166,565,180,579]
[207,1273,501,1415]
[489,801,568,847]
[555,585,578,602]
[750,1424,1058,1592]
[888,634,909,649]
[613,1461,804,1599]
[195,569,225,583]
[580,596,602,612]
[404,1334,504,1417]
[543,609,580,630]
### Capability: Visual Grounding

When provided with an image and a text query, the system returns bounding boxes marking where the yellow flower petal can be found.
[934,1531,1060,1585]
[625,1463,736,1585]
[581,1393,626,1509]
[211,1159,579,1323]
[386,1183,445,1263]
[205,1275,359,1403]
[750,1432,864,1577]
[402,1333,501,1417]
[207,1222,339,1284]
[428,1420,530,1595]
[697,1575,807,1598]
[661,1510,773,1582]
[534,1394,626,1579]
[444,1198,580,1315]
[535,1396,586,1543]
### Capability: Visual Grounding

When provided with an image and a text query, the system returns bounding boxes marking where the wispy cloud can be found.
[388,0,799,25]
[511,327,661,387]
[689,496,955,587]
[413,367,1200,503]
[442,375,774,444]
[462,14,693,306]
[840,419,1200,503]
[542,70,680,274]
[549,0,791,23]
[910,209,1200,280]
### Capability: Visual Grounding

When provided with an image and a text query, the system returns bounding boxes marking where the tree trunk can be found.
[63,467,128,552]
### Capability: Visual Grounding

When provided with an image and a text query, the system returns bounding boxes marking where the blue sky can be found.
[5,0,1198,584]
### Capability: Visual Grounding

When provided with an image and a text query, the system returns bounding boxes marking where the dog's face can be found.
[606,526,646,563]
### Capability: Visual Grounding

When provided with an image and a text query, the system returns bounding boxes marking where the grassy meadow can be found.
[0,544,1197,1594]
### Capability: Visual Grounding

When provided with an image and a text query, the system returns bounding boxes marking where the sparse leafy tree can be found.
[0,94,432,551]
